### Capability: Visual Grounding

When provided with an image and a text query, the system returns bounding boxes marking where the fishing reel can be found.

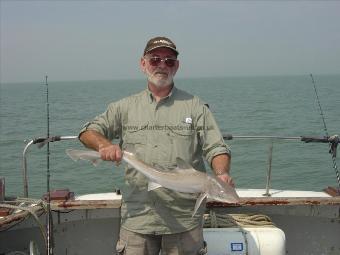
[329,135,339,158]
[301,134,339,158]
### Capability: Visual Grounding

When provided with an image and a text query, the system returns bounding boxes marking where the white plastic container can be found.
[203,227,286,255]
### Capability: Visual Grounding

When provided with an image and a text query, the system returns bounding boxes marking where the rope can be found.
[204,210,276,228]
[5,197,46,204]
[0,201,47,248]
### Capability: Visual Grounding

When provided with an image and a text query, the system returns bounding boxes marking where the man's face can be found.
[140,48,179,88]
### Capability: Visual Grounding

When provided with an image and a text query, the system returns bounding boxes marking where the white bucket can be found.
[203,227,286,255]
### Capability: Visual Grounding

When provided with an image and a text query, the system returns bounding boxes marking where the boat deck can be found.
[1,189,339,254]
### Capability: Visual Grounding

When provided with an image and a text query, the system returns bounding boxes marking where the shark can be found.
[66,149,240,216]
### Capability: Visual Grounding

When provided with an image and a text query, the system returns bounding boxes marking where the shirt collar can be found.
[146,85,177,103]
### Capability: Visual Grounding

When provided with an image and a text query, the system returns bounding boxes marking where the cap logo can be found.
[153,39,172,45]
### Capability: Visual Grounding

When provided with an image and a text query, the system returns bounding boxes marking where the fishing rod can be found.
[222,134,339,144]
[310,74,340,192]
[45,75,54,255]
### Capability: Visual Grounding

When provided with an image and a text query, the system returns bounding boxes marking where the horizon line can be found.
[1,73,340,85]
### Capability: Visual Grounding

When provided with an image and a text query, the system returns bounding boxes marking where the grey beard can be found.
[147,75,173,88]
[145,69,174,88]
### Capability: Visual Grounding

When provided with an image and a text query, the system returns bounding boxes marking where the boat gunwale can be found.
[49,196,340,210]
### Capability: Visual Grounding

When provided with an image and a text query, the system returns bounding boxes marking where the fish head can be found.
[206,176,240,203]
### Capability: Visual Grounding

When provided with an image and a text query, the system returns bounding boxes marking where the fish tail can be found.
[66,149,80,162]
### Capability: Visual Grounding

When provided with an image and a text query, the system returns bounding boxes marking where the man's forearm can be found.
[79,130,112,151]
[211,153,231,175]
[211,153,234,186]
[80,130,122,162]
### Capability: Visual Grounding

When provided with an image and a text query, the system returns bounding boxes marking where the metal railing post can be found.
[263,140,273,196]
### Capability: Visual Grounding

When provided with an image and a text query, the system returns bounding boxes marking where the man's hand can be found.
[79,130,123,162]
[216,173,235,187]
[99,144,122,162]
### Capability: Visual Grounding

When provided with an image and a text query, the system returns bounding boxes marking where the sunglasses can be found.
[145,56,177,67]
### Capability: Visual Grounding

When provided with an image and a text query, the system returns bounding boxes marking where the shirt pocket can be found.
[123,122,148,153]
[122,122,149,188]
[166,124,196,159]
[167,122,194,139]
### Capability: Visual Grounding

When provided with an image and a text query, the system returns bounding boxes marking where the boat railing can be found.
[21,134,339,198]
[222,134,339,196]
[23,136,78,197]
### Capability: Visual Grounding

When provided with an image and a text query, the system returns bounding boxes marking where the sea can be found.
[1,75,339,198]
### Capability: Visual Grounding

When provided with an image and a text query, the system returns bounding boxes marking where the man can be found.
[79,36,234,255]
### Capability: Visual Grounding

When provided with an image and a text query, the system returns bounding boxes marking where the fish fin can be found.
[90,159,101,167]
[172,168,198,175]
[192,193,207,217]
[77,155,101,167]
[148,181,162,191]
[124,144,136,154]
[176,157,192,169]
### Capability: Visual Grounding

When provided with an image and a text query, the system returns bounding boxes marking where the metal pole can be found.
[22,136,78,199]
[45,75,53,255]
[223,135,301,140]
[23,140,34,197]
[263,141,273,196]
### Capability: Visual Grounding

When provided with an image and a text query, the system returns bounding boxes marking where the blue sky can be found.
[1,1,340,82]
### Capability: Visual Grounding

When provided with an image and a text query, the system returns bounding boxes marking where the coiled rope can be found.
[0,198,47,248]
[204,210,275,228]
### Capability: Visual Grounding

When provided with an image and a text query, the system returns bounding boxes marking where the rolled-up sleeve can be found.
[196,104,231,166]
[79,101,122,141]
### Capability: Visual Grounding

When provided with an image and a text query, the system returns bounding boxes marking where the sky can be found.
[1,1,340,83]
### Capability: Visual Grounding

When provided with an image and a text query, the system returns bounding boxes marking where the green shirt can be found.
[80,86,230,234]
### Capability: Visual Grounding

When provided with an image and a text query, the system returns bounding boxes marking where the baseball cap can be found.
[143,36,179,56]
